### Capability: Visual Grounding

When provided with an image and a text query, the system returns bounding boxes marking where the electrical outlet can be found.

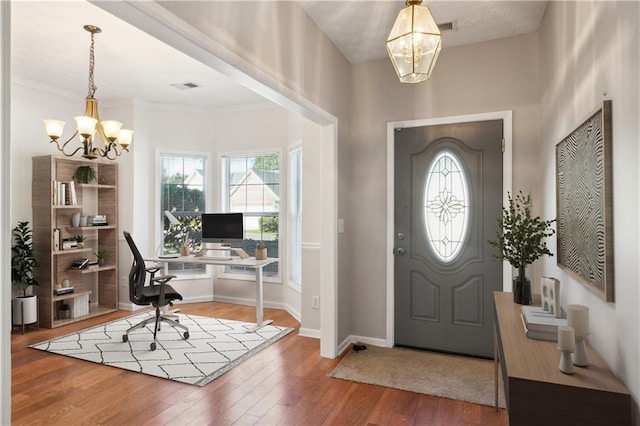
[312,295,320,309]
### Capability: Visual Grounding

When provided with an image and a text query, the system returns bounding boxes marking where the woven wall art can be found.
[555,100,614,302]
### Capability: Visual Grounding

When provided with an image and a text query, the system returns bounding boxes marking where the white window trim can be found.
[217,148,284,284]
[287,144,303,290]
[155,149,212,280]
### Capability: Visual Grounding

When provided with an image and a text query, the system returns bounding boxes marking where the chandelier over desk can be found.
[44,25,133,160]
[386,0,442,84]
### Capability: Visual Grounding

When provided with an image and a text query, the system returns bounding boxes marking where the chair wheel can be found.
[122,335,128,342]
[183,332,189,339]
[150,342,157,351]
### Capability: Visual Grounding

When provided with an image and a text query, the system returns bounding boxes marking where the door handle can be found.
[395,247,406,256]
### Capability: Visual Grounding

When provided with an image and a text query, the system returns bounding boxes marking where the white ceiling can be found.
[10,1,547,109]
[300,1,548,64]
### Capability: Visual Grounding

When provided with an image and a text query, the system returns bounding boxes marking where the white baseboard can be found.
[212,295,285,311]
[119,296,285,313]
[179,295,215,304]
[285,305,301,322]
[337,334,392,356]
[118,302,136,311]
[298,327,320,339]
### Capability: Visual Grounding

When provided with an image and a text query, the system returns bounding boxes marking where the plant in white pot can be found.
[488,192,556,305]
[11,221,39,326]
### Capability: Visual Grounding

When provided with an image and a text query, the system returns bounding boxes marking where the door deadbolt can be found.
[397,232,405,240]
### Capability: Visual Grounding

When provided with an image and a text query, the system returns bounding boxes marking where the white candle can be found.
[567,304,589,337]
[557,326,575,352]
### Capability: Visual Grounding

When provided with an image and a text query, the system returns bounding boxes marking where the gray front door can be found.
[394,120,503,358]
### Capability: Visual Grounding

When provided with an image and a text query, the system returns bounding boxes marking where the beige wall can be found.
[145,0,353,345]
[1,2,11,422]
[5,0,640,414]
[538,0,640,405]
[348,33,542,339]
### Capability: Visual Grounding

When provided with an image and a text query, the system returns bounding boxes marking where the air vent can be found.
[438,21,457,32]
[170,82,200,91]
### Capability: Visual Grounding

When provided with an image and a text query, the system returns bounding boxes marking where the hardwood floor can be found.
[11,302,508,425]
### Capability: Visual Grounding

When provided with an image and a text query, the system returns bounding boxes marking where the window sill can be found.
[217,271,281,284]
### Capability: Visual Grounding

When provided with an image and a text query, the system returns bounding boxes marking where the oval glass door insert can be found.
[423,150,470,262]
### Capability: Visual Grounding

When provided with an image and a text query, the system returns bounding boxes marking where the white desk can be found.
[147,255,278,332]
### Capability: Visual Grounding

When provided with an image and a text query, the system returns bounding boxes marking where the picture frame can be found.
[555,100,614,302]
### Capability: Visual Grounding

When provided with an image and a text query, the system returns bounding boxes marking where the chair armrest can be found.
[150,274,177,306]
[150,274,177,284]
[145,264,163,276]
[144,264,164,287]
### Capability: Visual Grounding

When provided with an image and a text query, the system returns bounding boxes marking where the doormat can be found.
[331,345,505,408]
[30,313,294,386]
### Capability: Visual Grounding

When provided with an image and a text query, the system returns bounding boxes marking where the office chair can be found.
[122,231,189,351]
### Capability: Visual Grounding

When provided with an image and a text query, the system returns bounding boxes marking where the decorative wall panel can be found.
[555,100,614,302]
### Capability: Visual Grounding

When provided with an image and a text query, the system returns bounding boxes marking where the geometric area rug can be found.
[30,312,294,387]
[331,345,506,408]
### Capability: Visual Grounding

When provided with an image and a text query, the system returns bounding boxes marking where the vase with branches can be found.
[488,191,556,304]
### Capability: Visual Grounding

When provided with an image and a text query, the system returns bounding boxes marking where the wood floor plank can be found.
[364,387,403,424]
[11,302,508,425]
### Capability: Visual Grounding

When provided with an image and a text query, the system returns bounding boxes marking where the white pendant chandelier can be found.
[386,0,442,84]
[44,25,133,160]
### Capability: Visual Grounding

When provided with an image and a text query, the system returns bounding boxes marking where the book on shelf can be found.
[70,258,90,269]
[52,180,77,205]
[69,180,77,205]
[59,182,66,205]
[520,313,559,341]
[520,305,567,341]
[54,286,75,296]
[62,238,78,250]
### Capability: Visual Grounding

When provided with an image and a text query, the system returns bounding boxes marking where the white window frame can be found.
[217,149,283,284]
[156,150,211,280]
[287,145,302,292]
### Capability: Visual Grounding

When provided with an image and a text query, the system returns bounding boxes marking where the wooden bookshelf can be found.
[32,155,119,328]
[493,292,631,425]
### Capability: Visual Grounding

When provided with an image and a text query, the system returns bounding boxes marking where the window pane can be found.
[161,155,206,274]
[223,153,280,277]
[423,150,469,262]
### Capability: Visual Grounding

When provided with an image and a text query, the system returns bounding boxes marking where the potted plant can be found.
[74,235,85,248]
[488,192,556,305]
[74,165,96,184]
[11,221,39,325]
[94,248,107,266]
[255,241,267,260]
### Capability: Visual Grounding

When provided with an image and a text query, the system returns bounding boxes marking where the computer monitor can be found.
[201,213,244,245]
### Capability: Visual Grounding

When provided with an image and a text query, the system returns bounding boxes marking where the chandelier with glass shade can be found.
[386,0,442,84]
[44,25,133,160]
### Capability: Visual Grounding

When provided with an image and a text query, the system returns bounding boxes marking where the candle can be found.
[567,304,589,337]
[557,326,575,352]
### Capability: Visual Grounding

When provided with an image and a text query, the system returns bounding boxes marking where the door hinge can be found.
[501,138,505,153]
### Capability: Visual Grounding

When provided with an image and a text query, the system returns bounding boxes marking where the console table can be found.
[493,292,631,425]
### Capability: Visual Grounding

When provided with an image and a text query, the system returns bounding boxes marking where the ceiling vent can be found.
[438,21,457,32]
[170,82,200,90]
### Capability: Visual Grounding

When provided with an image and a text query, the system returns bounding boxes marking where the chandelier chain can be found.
[88,31,97,98]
